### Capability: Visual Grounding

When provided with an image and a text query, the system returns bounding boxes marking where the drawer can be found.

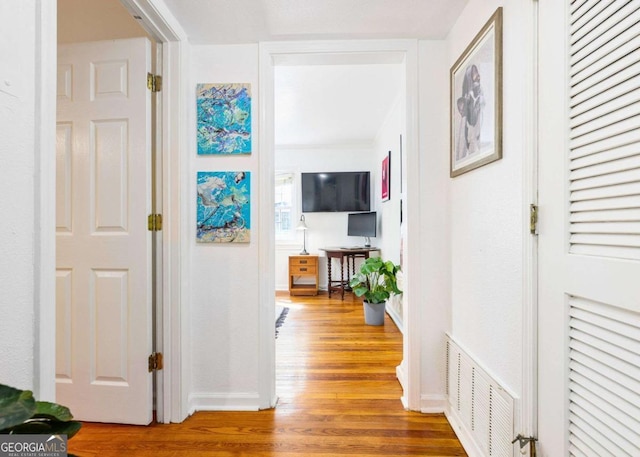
[290,257,317,267]
[290,264,317,275]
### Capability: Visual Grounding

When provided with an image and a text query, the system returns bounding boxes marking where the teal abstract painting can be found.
[197,83,251,155]
[197,171,250,243]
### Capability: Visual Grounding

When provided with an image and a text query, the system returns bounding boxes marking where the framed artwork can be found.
[382,151,390,202]
[450,7,502,177]
[197,83,252,155]
[196,171,250,243]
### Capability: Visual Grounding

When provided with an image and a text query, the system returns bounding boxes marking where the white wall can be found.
[374,95,403,267]
[0,0,37,391]
[188,44,263,410]
[0,1,56,398]
[372,95,404,323]
[274,146,376,290]
[447,0,524,397]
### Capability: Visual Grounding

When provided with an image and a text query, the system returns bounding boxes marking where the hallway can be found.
[68,293,466,456]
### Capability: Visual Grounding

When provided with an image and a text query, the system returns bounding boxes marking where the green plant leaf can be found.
[34,401,74,422]
[351,285,368,297]
[352,258,401,304]
[9,418,82,438]
[0,384,36,431]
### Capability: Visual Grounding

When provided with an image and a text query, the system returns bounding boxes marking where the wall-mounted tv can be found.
[301,171,370,212]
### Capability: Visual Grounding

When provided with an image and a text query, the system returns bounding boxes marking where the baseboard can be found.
[385,306,403,333]
[188,392,261,414]
[445,405,484,457]
[396,362,406,391]
[420,394,446,413]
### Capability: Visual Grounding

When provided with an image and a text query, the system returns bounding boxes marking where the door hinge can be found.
[147,73,162,92]
[529,204,538,235]
[148,214,163,231]
[512,435,537,456]
[148,352,163,372]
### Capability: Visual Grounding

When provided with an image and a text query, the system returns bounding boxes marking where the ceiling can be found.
[274,63,403,147]
[58,0,467,148]
[161,0,468,44]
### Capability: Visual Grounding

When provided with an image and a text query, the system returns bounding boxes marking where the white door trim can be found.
[258,39,421,410]
[35,0,58,402]
[117,0,190,423]
[520,0,539,447]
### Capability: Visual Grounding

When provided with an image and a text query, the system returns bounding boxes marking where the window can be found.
[275,172,295,240]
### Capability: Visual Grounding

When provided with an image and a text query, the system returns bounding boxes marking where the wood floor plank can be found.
[68,292,466,456]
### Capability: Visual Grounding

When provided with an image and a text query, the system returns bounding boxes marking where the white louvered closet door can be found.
[538,1,640,456]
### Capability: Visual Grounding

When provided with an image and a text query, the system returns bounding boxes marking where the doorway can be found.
[272,61,405,397]
[55,0,161,425]
[260,41,422,409]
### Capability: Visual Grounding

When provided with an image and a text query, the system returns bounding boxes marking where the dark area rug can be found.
[275,307,289,339]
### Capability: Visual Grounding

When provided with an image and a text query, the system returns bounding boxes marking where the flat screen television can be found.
[301,171,370,212]
[348,211,377,247]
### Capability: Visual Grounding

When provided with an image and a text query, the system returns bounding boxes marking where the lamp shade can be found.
[296,215,308,230]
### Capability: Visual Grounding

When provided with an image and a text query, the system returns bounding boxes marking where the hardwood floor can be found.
[68,292,466,456]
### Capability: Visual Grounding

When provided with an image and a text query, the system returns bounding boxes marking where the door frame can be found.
[258,40,422,409]
[521,0,539,450]
[36,0,189,422]
[119,0,190,424]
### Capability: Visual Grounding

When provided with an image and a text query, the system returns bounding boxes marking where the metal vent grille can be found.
[445,336,515,456]
[446,341,451,397]
[569,296,640,456]
[569,0,640,261]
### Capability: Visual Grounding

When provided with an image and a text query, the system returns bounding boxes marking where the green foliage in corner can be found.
[0,383,81,438]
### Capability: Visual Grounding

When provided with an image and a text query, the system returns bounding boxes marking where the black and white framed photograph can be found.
[450,7,503,177]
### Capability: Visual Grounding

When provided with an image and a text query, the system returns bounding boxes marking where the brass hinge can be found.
[148,352,163,372]
[147,73,162,92]
[148,214,163,231]
[529,204,538,235]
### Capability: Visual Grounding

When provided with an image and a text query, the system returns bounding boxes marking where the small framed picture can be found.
[382,151,390,202]
[196,83,252,155]
[196,171,250,243]
[450,8,503,177]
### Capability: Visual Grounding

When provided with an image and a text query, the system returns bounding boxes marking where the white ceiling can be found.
[58,0,467,147]
[274,64,403,147]
[161,0,468,44]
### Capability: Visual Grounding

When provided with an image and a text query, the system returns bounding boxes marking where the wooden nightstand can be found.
[289,255,319,296]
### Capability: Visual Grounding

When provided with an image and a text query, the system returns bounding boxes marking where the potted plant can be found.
[349,257,402,325]
[0,383,82,456]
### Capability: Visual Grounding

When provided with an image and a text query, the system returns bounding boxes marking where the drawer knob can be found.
[299,267,307,272]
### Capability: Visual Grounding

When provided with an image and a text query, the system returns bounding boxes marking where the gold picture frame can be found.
[450,7,503,177]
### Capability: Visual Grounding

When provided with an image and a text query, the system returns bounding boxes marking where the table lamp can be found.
[296,214,309,255]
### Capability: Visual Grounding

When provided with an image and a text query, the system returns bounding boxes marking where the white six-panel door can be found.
[538,1,640,455]
[56,37,153,425]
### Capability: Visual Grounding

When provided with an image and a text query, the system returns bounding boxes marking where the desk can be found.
[320,247,380,300]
